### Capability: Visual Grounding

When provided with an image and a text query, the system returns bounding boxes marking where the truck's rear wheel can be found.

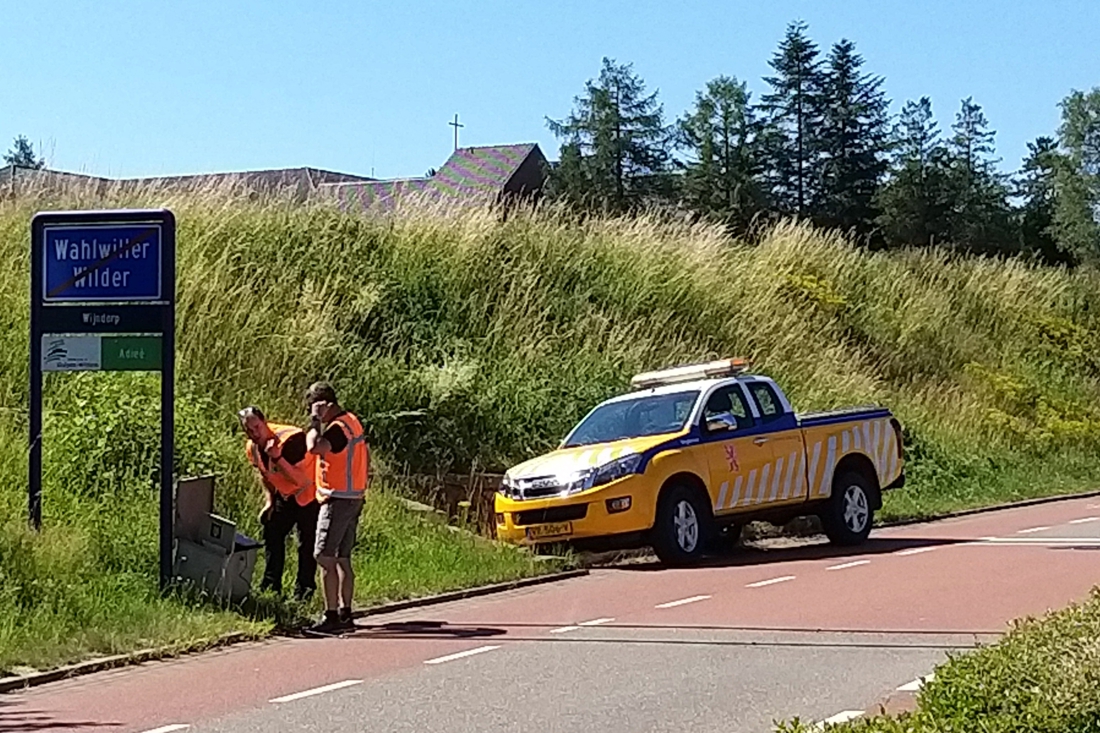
[821,471,875,546]
[652,483,712,565]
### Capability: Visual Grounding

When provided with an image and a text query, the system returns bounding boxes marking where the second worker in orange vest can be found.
[303,382,369,635]
[239,406,320,602]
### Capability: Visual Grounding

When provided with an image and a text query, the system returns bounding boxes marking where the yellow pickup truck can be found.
[494,359,905,564]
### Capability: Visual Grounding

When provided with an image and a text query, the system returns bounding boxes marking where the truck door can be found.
[699,384,771,516]
[744,380,808,505]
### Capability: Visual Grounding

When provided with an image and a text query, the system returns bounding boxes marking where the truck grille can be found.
[514,504,588,526]
[501,476,570,500]
[523,484,565,499]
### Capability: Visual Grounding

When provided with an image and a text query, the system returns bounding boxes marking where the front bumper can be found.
[494,476,653,545]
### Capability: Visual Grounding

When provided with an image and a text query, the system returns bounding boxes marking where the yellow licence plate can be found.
[525,522,573,540]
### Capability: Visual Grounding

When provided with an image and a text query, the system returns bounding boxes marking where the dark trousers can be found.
[260,494,320,599]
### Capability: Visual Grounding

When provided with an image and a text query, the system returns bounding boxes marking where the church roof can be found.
[324,143,544,212]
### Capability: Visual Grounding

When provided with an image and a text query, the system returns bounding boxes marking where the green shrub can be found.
[777,588,1100,732]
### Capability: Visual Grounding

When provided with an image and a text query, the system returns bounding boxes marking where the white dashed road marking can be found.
[578,617,615,626]
[977,536,1100,546]
[1069,516,1100,524]
[655,595,711,609]
[423,646,500,665]
[826,560,870,571]
[745,575,795,588]
[897,672,935,692]
[1017,526,1052,534]
[550,617,614,633]
[811,710,864,730]
[895,546,937,556]
[141,726,190,733]
[270,679,363,703]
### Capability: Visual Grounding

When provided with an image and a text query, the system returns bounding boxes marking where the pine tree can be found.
[876,97,953,247]
[542,142,592,208]
[677,75,765,232]
[944,97,1014,254]
[817,39,890,238]
[1052,88,1100,262]
[760,20,825,218]
[546,58,671,212]
[1016,136,1070,264]
[3,135,45,169]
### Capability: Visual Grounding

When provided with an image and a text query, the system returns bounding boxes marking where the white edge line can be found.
[141,726,191,733]
[826,560,870,571]
[270,679,363,704]
[578,617,615,626]
[423,645,501,665]
[745,575,795,588]
[1017,526,1052,534]
[655,595,712,609]
[549,625,579,634]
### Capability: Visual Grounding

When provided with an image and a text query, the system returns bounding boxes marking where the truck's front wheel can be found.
[821,471,875,546]
[652,483,712,565]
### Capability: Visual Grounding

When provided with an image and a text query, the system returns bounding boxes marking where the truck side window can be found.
[748,383,782,423]
[702,386,753,431]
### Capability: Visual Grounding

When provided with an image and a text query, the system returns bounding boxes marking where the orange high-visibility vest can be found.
[316,412,369,502]
[246,423,317,506]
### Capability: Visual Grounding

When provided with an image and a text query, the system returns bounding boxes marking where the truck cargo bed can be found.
[797,406,892,427]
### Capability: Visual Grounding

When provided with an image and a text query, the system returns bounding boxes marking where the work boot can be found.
[338,607,355,630]
[307,610,344,636]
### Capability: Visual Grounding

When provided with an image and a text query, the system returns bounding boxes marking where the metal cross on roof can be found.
[449,113,464,151]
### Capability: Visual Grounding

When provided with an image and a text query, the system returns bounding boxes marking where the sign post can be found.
[29,210,176,590]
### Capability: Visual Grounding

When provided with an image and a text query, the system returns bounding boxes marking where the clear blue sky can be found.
[3,1,1097,180]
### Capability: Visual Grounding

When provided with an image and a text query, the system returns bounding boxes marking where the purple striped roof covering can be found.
[327,143,541,213]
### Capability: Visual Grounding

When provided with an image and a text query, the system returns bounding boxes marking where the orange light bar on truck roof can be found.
[630,358,750,390]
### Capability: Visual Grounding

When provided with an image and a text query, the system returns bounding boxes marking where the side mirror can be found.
[705,412,738,433]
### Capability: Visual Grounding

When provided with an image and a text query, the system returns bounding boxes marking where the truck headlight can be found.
[590,454,643,489]
[559,454,643,495]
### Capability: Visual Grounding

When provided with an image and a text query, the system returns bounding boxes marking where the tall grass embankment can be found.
[0,182,1099,672]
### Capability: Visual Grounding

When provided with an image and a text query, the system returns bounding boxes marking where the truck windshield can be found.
[563,391,700,447]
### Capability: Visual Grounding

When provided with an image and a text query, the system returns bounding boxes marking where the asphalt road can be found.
[6,494,1100,733]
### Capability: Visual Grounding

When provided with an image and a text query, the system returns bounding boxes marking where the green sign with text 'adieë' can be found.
[102,335,161,371]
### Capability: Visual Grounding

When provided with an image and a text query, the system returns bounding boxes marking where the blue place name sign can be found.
[42,223,163,302]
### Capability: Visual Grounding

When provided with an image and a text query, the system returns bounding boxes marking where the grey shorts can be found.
[314,498,364,559]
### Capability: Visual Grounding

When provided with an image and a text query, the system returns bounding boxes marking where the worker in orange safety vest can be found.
[239,406,319,601]
[303,382,369,635]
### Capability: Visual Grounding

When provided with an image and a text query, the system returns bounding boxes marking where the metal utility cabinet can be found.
[172,475,261,603]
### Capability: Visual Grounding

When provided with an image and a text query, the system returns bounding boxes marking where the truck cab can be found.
[494,359,905,565]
